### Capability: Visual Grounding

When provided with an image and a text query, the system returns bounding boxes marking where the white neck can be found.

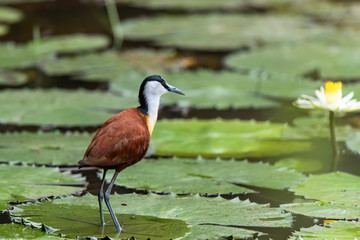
[145,94,161,134]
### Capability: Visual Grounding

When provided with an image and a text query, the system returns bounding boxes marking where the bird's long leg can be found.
[98,169,108,226]
[104,170,122,232]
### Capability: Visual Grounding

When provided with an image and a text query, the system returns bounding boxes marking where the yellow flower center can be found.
[325,81,342,104]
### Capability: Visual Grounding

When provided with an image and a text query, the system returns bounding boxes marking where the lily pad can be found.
[290,172,360,204]
[0,223,62,239]
[0,89,135,125]
[0,70,27,87]
[105,158,305,194]
[40,49,177,82]
[0,164,85,211]
[29,34,110,55]
[0,23,8,36]
[122,14,332,51]
[0,34,110,69]
[156,70,280,109]
[0,131,93,165]
[0,6,23,24]
[225,38,360,80]
[288,221,360,240]
[152,119,313,158]
[282,201,360,220]
[11,193,292,239]
[116,0,291,11]
[42,57,280,108]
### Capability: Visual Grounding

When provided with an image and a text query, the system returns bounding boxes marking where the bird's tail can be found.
[78,159,89,169]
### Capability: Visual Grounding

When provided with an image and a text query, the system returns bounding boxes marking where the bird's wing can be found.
[82,108,151,169]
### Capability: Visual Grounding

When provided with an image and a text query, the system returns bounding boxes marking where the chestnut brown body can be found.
[79,108,150,172]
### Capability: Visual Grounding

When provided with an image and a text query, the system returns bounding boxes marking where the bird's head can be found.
[138,75,184,110]
[140,75,185,97]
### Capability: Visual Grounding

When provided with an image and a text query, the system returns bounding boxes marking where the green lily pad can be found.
[116,0,291,11]
[282,201,360,220]
[122,14,332,51]
[30,34,110,55]
[0,131,93,165]
[0,223,62,239]
[0,23,8,36]
[40,49,177,82]
[105,158,305,194]
[0,164,85,211]
[0,70,27,87]
[11,193,292,239]
[0,6,23,24]
[0,89,135,125]
[0,43,37,68]
[290,172,360,204]
[42,54,280,108]
[225,38,360,80]
[152,119,313,158]
[289,221,360,240]
[156,70,279,109]
[243,75,321,100]
[0,34,109,69]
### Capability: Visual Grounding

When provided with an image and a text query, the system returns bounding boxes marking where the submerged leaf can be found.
[106,158,305,194]
[0,164,85,210]
[11,193,292,239]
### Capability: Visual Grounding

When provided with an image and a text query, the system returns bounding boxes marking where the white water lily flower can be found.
[294,81,360,112]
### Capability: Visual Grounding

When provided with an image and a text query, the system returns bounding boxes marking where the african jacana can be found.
[78,75,184,232]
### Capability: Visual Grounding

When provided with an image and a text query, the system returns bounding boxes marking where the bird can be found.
[78,75,184,232]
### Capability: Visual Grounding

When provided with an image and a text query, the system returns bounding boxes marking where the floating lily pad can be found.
[105,158,305,194]
[0,6,23,24]
[282,201,360,220]
[290,172,360,204]
[0,223,62,239]
[42,57,280,108]
[0,23,8,36]
[0,89,135,125]
[0,70,27,87]
[288,221,360,240]
[40,49,177,82]
[152,119,313,158]
[0,131,93,165]
[0,164,85,211]
[225,38,360,80]
[0,34,110,69]
[0,119,311,165]
[122,14,332,51]
[116,0,291,11]
[11,193,292,239]
[29,34,110,55]
[240,75,321,100]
